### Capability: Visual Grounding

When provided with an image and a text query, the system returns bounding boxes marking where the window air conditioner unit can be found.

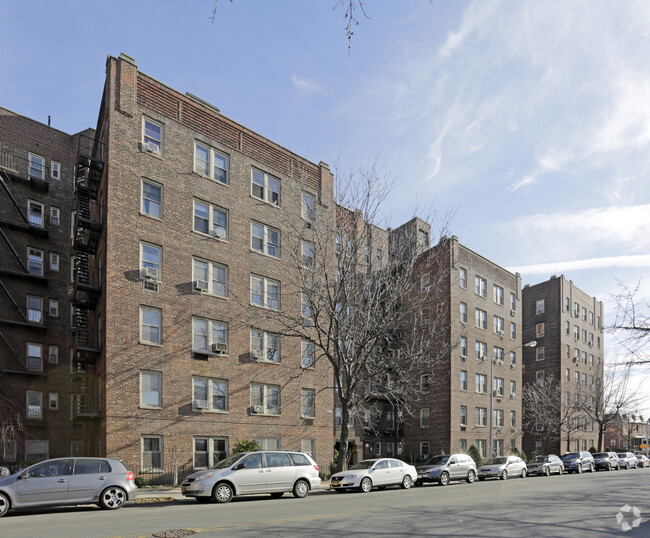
[460,425,466,431]
[510,393,516,399]
[146,141,159,154]
[194,279,209,291]
[211,228,227,240]
[251,349,264,360]
[212,342,228,354]
[510,310,516,317]
[572,357,579,363]
[510,364,516,370]
[195,401,208,410]
[493,390,500,397]
[143,266,159,279]
[588,342,593,347]
[253,405,264,414]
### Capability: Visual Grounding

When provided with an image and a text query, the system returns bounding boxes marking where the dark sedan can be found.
[593,452,620,471]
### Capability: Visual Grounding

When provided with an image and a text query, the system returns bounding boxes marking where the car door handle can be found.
[98,476,106,480]
[57,479,67,483]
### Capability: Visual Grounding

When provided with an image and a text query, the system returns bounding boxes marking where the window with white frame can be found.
[493,409,504,428]
[420,441,430,459]
[142,435,163,471]
[301,240,314,269]
[250,274,280,310]
[510,410,516,428]
[250,383,280,415]
[250,330,279,362]
[421,374,431,393]
[28,200,44,227]
[194,200,228,240]
[536,299,545,314]
[48,345,58,364]
[302,192,314,221]
[510,351,516,367]
[475,308,487,329]
[510,322,516,340]
[50,206,60,226]
[493,347,504,363]
[141,179,162,219]
[192,317,227,353]
[28,153,45,179]
[510,380,516,397]
[301,388,315,418]
[49,298,59,318]
[194,437,227,469]
[27,295,43,323]
[536,346,545,361]
[460,370,467,390]
[460,405,467,427]
[251,221,280,257]
[251,168,280,205]
[254,438,282,450]
[475,374,487,393]
[494,315,504,335]
[536,323,545,338]
[574,302,580,317]
[140,306,162,345]
[493,377,504,397]
[459,439,467,453]
[51,161,60,180]
[420,408,430,428]
[142,118,163,155]
[27,343,42,371]
[460,336,467,357]
[301,340,315,368]
[50,252,59,272]
[475,407,487,427]
[28,247,44,275]
[375,442,382,456]
[536,370,545,384]
[193,258,228,297]
[140,242,161,280]
[459,268,467,288]
[493,284,504,305]
[302,292,312,321]
[194,141,228,184]
[460,302,467,323]
[26,390,43,419]
[475,276,487,297]
[475,341,487,361]
[48,392,59,410]
[510,292,516,311]
[140,371,162,408]
[193,377,227,412]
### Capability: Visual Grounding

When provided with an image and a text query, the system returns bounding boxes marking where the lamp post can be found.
[489,340,537,460]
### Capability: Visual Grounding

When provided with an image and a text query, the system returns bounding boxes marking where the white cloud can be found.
[290,74,323,94]
[509,254,650,276]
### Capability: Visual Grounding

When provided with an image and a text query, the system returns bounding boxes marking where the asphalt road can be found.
[1,468,648,537]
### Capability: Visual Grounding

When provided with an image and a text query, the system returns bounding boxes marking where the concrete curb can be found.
[135,484,333,503]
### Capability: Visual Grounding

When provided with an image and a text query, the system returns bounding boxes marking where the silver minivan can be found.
[181,450,321,503]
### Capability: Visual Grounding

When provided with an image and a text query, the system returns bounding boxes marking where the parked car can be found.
[526,454,564,476]
[415,454,477,486]
[592,452,620,471]
[636,454,649,468]
[478,456,527,481]
[561,452,595,473]
[182,450,320,503]
[329,458,417,493]
[616,452,638,469]
[0,457,137,518]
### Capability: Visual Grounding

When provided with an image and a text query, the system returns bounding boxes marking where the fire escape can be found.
[71,136,104,419]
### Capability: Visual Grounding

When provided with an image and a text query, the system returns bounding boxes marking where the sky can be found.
[1,0,649,413]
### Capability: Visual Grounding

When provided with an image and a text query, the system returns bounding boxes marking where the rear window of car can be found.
[74,459,112,474]
[289,453,311,466]
[389,460,403,468]
[265,452,292,468]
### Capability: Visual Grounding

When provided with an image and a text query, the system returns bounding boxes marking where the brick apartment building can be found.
[521,275,604,455]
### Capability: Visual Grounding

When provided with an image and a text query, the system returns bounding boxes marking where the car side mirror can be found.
[16,474,23,480]
[234,463,245,470]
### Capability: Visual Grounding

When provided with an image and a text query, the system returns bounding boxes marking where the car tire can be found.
[578,464,583,474]
[466,470,476,484]
[500,470,508,480]
[270,492,284,499]
[521,468,527,478]
[99,486,126,510]
[401,475,413,489]
[293,479,310,498]
[0,492,9,518]
[360,477,373,493]
[439,472,450,486]
[607,464,611,471]
[589,463,595,473]
[545,467,551,476]
[213,482,234,503]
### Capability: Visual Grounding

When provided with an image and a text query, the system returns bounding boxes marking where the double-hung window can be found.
[536,299,545,314]
[194,437,227,469]
[251,274,280,310]
[142,179,162,219]
[493,284,504,305]
[27,343,42,371]
[251,221,280,257]
[28,200,44,227]
[493,409,504,428]
[28,153,45,179]
[26,390,43,419]
[194,200,228,240]
[251,169,280,205]
[192,317,228,354]
[420,408,430,428]
[475,276,487,297]
[193,258,228,297]
[493,377,504,397]
[475,341,487,361]
[302,193,314,221]
[142,118,163,155]
[493,315,504,335]
[301,388,315,418]
[140,242,161,280]
[460,336,467,357]
[140,371,162,408]
[475,407,487,427]
[301,241,314,269]
[301,340,315,368]
[194,141,229,184]
[142,436,163,471]
[460,406,467,427]
[28,247,44,276]
[460,302,467,323]
[192,377,227,412]
[250,330,280,362]
[27,295,43,324]
[49,299,59,318]
[475,374,487,393]
[459,268,467,288]
[250,383,280,415]
[140,306,162,345]
[475,308,487,329]
[460,370,467,390]
[50,253,59,272]
[50,207,60,226]
[51,162,60,180]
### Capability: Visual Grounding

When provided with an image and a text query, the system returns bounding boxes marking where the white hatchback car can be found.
[181,450,321,503]
[329,458,417,493]
[478,456,527,481]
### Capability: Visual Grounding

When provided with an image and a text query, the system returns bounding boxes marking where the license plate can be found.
[332,481,339,486]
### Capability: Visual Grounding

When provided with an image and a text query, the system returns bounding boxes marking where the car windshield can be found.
[486,457,508,465]
[562,454,578,460]
[530,456,548,463]
[349,460,377,470]
[593,453,607,458]
[422,455,449,466]
[212,453,245,470]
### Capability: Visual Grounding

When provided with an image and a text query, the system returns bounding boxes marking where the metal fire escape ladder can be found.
[0,328,29,372]
[0,226,29,273]
[0,277,27,322]
[0,172,30,226]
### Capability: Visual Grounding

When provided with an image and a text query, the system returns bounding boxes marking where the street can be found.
[1,469,648,537]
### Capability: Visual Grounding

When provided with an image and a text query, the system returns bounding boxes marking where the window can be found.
[50,252,59,272]
[475,341,487,361]
[493,347,504,363]
[301,240,314,268]
[251,274,280,310]
[301,438,316,458]
[536,370,545,384]
[475,374,487,393]
[565,297,570,311]
[192,317,228,353]
[28,153,45,179]
[193,259,228,298]
[582,351,587,364]
[459,268,467,288]
[510,322,516,340]
[25,440,49,461]
[301,292,312,321]
[302,192,315,221]
[565,321,570,336]
[460,370,467,391]
[536,323,545,338]
[475,276,487,297]
[475,308,487,329]
[421,374,431,393]
[194,437,227,469]
[510,410,516,428]
[493,284,504,305]
[51,161,60,180]
[3,438,17,462]
[536,299,545,314]
[251,221,280,258]
[301,388,315,418]
[460,336,467,357]
[460,405,467,427]
[254,438,281,450]
[493,377,504,397]
[510,380,516,396]
[28,200,44,227]
[251,169,280,205]
[142,118,163,155]
[582,307,587,321]
[193,377,227,412]
[48,345,59,364]
[28,247,44,275]
[494,316,504,335]
[301,340,315,368]
[250,383,280,415]
[565,344,570,359]
[420,274,431,292]
[194,200,228,240]
[460,302,467,323]
[194,141,228,184]
[581,373,587,386]
[493,409,504,428]
[459,439,467,453]
[376,249,383,263]
[420,408,430,428]
[50,206,60,226]
[141,179,162,219]
[251,330,280,362]
[140,242,161,280]
[140,306,162,345]
[536,346,545,361]
[27,343,42,371]
[49,299,59,317]
[140,371,162,408]
[27,295,43,323]
[476,439,487,459]
[574,302,580,317]
[420,442,429,458]
[510,351,516,367]
[26,390,43,419]
[475,407,487,427]
[70,210,76,239]
[142,436,163,471]
[510,292,516,311]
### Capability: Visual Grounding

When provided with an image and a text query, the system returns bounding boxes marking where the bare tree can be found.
[610,280,650,365]
[0,392,25,464]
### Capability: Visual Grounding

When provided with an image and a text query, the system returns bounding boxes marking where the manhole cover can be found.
[151,529,196,538]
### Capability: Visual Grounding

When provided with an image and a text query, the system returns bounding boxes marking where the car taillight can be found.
[127,471,135,481]
[313,464,319,472]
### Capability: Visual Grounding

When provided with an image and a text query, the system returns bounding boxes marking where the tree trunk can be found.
[338,404,351,472]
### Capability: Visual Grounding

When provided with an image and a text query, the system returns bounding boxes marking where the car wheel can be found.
[521,468,527,479]
[0,492,9,518]
[270,492,284,499]
[607,464,611,471]
[545,467,551,476]
[99,487,126,510]
[500,470,508,480]
[439,472,450,486]
[293,479,310,498]
[213,482,234,503]
[589,463,595,473]
[578,464,584,474]
[401,475,413,489]
[466,470,476,484]
[360,477,373,493]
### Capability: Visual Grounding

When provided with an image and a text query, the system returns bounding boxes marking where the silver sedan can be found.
[330,458,417,493]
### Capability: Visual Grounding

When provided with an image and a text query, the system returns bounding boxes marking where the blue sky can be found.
[2,0,649,408]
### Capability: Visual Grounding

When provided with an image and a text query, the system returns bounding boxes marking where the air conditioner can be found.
[143,266,159,279]
[195,401,208,410]
[510,393,516,399]
[194,279,209,291]
[510,364,516,370]
[572,357,579,363]
[493,390,500,397]
[146,141,159,154]
[460,425,466,431]
[212,342,228,354]
[251,349,264,360]
[252,405,264,414]
[210,228,227,240]
[574,312,580,318]
[510,310,516,317]
[588,342,593,347]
